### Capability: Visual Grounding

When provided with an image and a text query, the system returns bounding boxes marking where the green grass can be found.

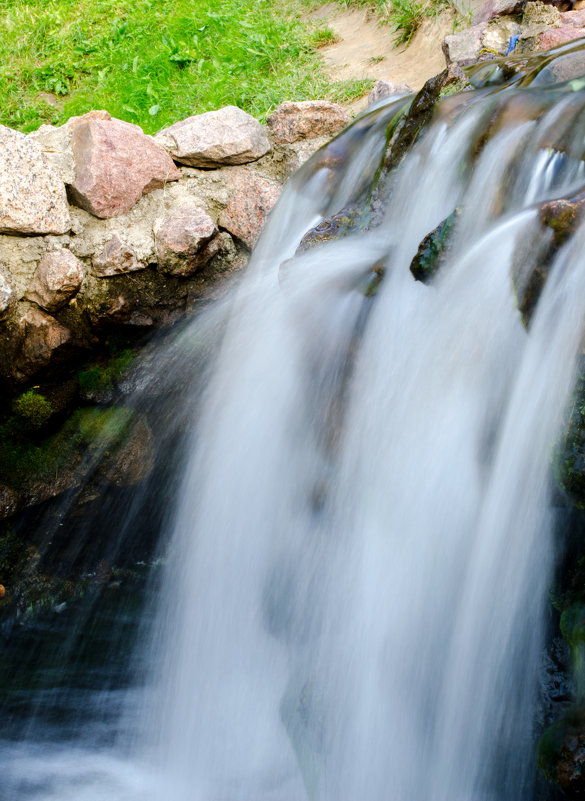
[0,0,371,134]
[338,0,452,46]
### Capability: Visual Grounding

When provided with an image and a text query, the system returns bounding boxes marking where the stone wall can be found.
[0,101,351,391]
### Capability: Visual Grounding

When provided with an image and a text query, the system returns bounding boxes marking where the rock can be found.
[28,124,75,184]
[410,209,460,283]
[68,116,181,218]
[25,249,83,312]
[155,106,271,168]
[266,101,350,144]
[472,0,525,24]
[442,25,486,65]
[482,17,522,54]
[368,80,413,105]
[539,25,585,48]
[0,485,21,520]
[101,416,155,486]
[155,205,218,277]
[218,169,281,249]
[0,125,71,235]
[13,308,71,380]
[524,0,562,25]
[0,271,13,316]
[92,235,145,277]
[562,9,585,25]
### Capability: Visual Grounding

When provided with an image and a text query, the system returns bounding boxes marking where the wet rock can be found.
[68,115,181,218]
[92,235,145,277]
[538,708,585,798]
[442,25,486,65]
[155,105,271,168]
[0,125,71,235]
[267,101,350,144]
[25,249,83,312]
[219,169,280,249]
[297,206,365,252]
[473,0,526,23]
[0,271,13,316]
[155,205,218,277]
[101,415,155,486]
[410,209,460,283]
[368,80,413,105]
[12,307,72,381]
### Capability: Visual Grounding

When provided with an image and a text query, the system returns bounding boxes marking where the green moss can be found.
[12,390,54,428]
[78,347,136,393]
[0,406,134,490]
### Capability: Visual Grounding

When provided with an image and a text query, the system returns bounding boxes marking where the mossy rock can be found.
[554,373,585,510]
[538,708,585,797]
[410,208,460,284]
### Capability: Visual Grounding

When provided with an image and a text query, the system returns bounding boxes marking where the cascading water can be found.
[3,40,585,801]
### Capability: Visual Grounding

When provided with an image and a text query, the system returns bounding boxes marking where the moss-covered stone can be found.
[409,208,460,284]
[554,374,585,511]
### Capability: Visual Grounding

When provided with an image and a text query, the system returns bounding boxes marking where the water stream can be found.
[4,41,585,801]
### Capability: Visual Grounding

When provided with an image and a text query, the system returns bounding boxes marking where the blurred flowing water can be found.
[4,40,585,801]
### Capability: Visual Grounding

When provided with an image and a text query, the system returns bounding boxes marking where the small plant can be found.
[12,390,54,428]
[312,26,340,47]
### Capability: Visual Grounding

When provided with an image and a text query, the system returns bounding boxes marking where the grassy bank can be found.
[0,0,373,134]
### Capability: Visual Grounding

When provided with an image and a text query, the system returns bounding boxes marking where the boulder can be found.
[25,249,84,312]
[218,169,280,249]
[368,81,413,105]
[92,235,145,277]
[442,25,486,65]
[266,101,350,144]
[155,106,271,168]
[0,125,71,235]
[68,116,181,218]
[155,205,219,277]
[12,307,71,380]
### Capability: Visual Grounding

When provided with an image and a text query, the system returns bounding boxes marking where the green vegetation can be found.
[555,374,585,509]
[0,406,134,489]
[339,0,451,44]
[0,0,371,134]
[78,347,136,394]
[12,390,54,428]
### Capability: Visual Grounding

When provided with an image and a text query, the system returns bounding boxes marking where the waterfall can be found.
[3,42,585,801]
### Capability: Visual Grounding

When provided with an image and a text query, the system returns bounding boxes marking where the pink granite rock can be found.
[25,249,83,312]
[539,25,585,48]
[368,81,413,105]
[13,307,71,380]
[92,235,145,277]
[218,169,280,249]
[155,205,218,277]
[155,106,271,168]
[472,0,525,24]
[561,9,585,25]
[0,125,71,235]
[267,101,350,144]
[68,116,181,219]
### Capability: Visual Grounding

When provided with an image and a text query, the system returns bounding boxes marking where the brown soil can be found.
[313,4,458,110]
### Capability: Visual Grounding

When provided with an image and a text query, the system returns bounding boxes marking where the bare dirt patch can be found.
[314,4,457,109]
